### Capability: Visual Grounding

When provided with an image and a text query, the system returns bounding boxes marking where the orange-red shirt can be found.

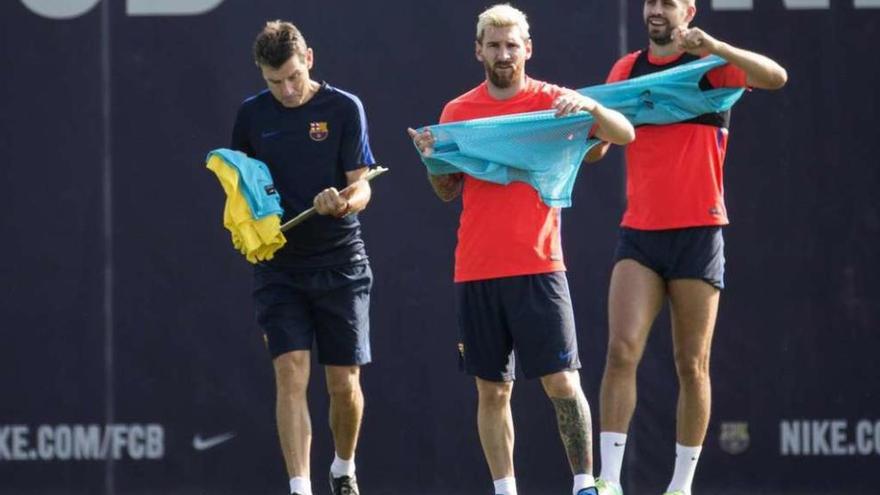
[439,78,566,282]
[607,50,748,230]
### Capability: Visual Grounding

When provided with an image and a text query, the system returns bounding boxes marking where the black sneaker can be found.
[329,473,359,495]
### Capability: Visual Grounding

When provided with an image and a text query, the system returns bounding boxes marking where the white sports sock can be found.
[666,443,702,495]
[289,476,312,495]
[493,476,518,495]
[572,473,596,495]
[330,452,356,478]
[599,432,628,484]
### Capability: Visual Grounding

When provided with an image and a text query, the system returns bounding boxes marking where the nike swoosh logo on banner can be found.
[192,432,236,451]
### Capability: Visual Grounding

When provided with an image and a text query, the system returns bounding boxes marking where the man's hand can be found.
[407,127,435,157]
[552,89,598,117]
[313,187,350,217]
[672,26,720,57]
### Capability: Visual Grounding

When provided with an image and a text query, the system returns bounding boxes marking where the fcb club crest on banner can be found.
[309,122,329,141]
[719,421,750,455]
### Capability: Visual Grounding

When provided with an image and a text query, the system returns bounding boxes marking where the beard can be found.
[646,17,674,45]
[485,60,521,88]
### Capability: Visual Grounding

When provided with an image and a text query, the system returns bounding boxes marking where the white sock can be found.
[493,476,517,495]
[666,443,702,495]
[599,432,627,484]
[330,452,356,478]
[289,476,312,495]
[572,473,596,495]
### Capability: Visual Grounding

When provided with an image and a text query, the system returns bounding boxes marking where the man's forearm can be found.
[591,104,635,146]
[343,179,372,214]
[714,42,788,90]
[428,173,463,202]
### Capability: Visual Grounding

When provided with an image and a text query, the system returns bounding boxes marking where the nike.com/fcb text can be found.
[0,424,164,461]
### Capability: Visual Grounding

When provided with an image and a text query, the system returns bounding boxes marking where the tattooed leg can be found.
[551,394,593,474]
[543,371,593,474]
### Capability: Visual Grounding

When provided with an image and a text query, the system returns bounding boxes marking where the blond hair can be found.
[476,4,530,42]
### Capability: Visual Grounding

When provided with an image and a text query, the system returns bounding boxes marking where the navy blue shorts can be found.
[614,226,725,289]
[252,262,372,364]
[455,272,581,382]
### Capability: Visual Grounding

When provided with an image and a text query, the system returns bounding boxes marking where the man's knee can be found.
[540,370,580,398]
[476,379,513,408]
[674,352,710,384]
[606,335,644,373]
[274,351,310,396]
[326,366,361,401]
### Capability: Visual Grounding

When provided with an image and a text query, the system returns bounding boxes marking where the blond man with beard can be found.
[409,5,634,495]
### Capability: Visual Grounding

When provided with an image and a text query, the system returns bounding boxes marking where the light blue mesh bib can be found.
[207,148,284,219]
[418,55,745,207]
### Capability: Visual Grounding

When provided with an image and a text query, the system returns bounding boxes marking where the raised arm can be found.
[673,26,788,90]
[407,127,463,202]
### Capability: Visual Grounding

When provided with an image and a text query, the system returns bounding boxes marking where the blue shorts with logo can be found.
[614,226,725,289]
[252,261,372,364]
[455,272,581,382]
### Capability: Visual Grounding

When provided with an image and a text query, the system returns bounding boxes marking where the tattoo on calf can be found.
[550,395,593,474]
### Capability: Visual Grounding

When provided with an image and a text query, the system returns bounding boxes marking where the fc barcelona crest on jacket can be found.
[309,122,329,141]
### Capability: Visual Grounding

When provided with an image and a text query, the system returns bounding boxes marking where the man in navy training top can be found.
[231,20,376,495]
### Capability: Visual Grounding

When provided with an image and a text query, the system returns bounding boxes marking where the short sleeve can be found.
[606,51,640,83]
[439,102,457,124]
[340,95,376,171]
[230,103,254,156]
[705,64,748,88]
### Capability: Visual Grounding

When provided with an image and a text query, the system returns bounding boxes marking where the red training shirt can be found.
[439,78,566,282]
[607,50,748,230]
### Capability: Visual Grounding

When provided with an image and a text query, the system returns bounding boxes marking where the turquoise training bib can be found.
[206,148,284,219]
[417,55,745,207]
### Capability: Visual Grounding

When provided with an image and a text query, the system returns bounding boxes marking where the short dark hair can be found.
[252,20,308,68]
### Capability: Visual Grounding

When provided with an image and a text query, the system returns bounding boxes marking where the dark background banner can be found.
[1,1,877,494]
